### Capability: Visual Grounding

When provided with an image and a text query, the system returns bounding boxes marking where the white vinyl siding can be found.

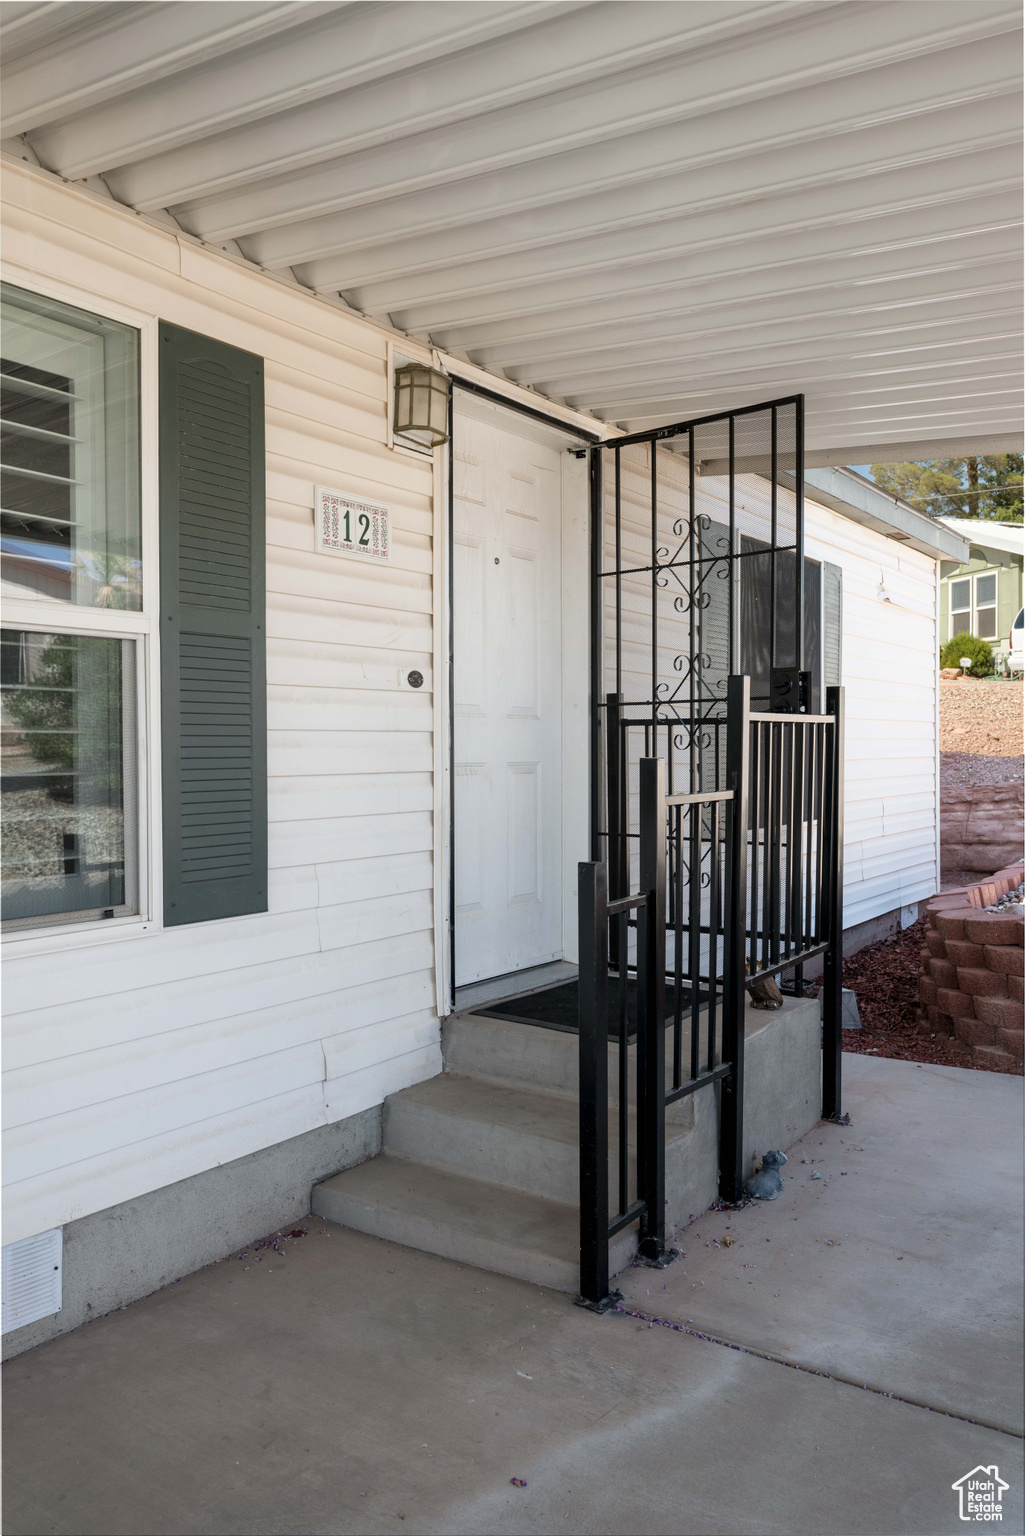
[803,503,939,930]
[1,168,444,1244]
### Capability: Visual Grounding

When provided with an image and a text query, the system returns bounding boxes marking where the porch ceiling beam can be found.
[0,2,344,139]
[729,433,1025,473]
[349,147,1019,318]
[105,0,810,217]
[250,46,1025,271]
[617,365,1025,421]
[22,1,575,180]
[392,196,1020,336]
[240,37,1021,271]
[431,239,1023,357]
[528,304,1025,399]
[293,97,1019,294]
[605,368,1025,431]
[160,0,1020,241]
[475,272,1023,375]
[575,337,1023,412]
[0,3,118,68]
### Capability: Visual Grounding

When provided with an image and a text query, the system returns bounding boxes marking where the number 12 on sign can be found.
[315,487,392,563]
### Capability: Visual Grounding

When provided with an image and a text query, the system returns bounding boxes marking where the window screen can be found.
[950,578,971,626]
[1,629,137,928]
[975,572,997,639]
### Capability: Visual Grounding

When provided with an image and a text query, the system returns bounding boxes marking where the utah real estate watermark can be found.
[952,1466,1010,1522]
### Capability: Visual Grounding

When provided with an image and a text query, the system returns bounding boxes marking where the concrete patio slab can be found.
[2,1217,1021,1536]
[618,1053,1025,1435]
[2,1055,1022,1536]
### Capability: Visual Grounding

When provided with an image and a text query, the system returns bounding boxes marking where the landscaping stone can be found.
[975,995,1025,1031]
[927,957,957,988]
[983,944,1024,974]
[936,987,977,1018]
[965,913,1025,946]
[999,1027,1024,1059]
[1009,975,1024,1004]
[956,967,1007,998]
[945,939,986,967]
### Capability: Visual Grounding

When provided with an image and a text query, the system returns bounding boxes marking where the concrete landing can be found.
[4,1048,1023,1536]
[620,1053,1025,1434]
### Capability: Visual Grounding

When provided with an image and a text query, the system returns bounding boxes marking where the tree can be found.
[867,456,1023,521]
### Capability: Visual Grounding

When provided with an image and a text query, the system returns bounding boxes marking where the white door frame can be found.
[436,379,598,1012]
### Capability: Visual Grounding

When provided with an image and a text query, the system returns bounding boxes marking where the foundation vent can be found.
[2,1228,62,1334]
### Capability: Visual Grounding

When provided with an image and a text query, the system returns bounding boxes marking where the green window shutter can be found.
[159,323,266,926]
[823,561,843,689]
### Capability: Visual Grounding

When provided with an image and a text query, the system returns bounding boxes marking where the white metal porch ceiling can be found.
[2,0,1022,462]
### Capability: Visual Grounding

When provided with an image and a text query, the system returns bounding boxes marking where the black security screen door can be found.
[589,395,805,871]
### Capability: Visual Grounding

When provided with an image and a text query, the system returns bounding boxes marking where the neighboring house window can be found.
[974,572,997,639]
[1,285,142,932]
[949,577,972,633]
[950,571,998,639]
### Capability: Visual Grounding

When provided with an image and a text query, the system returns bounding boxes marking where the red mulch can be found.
[838,919,1023,1075]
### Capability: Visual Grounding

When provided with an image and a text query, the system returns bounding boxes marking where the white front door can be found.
[453,409,564,985]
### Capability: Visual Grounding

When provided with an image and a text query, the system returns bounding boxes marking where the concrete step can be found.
[384,1071,709,1220]
[311,1153,637,1292]
[442,1010,698,1125]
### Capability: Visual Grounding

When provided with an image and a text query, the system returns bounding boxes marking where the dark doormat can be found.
[475,977,710,1039]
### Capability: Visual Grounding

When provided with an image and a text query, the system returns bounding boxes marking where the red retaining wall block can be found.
[954,1015,1003,1048]
[926,1005,953,1034]
[964,914,1025,947]
[935,911,973,941]
[1008,975,1024,1004]
[957,967,1008,998]
[918,976,937,1006]
[983,944,1024,975]
[936,987,977,1019]
[945,939,986,968]
[974,995,1025,1031]
[999,1028,1024,1061]
[928,958,957,988]
[925,930,947,958]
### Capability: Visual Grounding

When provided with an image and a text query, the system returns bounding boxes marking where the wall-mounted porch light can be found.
[393,361,451,447]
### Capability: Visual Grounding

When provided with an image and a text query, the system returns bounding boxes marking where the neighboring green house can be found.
[938,518,1024,668]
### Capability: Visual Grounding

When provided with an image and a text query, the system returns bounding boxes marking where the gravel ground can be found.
[941,751,1025,788]
[838,919,1023,1076]
[939,678,1023,756]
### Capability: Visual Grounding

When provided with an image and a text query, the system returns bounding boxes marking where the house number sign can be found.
[315,486,391,563]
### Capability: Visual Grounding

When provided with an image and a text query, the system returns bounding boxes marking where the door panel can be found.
[454,410,563,984]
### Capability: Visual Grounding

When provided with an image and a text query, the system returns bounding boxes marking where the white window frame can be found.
[1,263,161,954]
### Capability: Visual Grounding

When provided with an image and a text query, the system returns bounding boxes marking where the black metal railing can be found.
[578,674,844,1309]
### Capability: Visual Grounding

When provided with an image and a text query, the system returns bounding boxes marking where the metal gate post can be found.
[637,757,672,1265]
[606,691,625,967]
[577,860,616,1309]
[822,686,846,1120]
[720,675,751,1202]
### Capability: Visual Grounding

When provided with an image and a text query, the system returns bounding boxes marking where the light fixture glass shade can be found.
[393,362,450,447]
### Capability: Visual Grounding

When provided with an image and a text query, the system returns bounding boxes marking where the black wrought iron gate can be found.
[578,395,846,1309]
